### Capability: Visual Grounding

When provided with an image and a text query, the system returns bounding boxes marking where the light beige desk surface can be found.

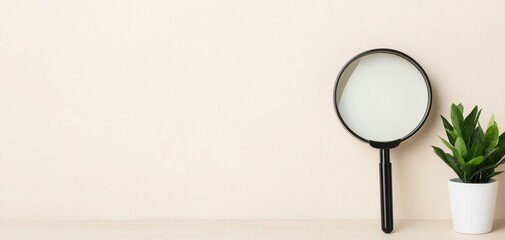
[0,220,504,240]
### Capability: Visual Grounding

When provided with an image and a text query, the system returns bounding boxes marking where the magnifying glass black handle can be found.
[380,148,393,233]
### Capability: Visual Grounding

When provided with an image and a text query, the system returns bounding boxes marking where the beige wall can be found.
[1,0,505,220]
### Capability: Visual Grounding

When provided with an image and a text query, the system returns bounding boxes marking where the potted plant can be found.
[433,103,505,234]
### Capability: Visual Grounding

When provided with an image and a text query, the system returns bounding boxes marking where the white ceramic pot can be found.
[448,178,499,234]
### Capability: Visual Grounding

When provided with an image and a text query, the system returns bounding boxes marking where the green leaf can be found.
[439,136,465,166]
[457,104,464,113]
[455,137,468,160]
[446,130,459,143]
[488,171,504,179]
[466,156,484,167]
[496,158,505,166]
[487,132,505,165]
[464,106,478,124]
[487,115,496,130]
[463,106,480,144]
[441,116,456,145]
[484,120,499,150]
[463,156,484,182]
[433,146,463,180]
[480,171,504,183]
[451,103,465,138]
[470,125,485,152]
[469,164,500,179]
[466,138,483,160]
[439,136,453,149]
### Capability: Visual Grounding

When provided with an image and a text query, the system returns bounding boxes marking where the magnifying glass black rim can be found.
[333,48,433,148]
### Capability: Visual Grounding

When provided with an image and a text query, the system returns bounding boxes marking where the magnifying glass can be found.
[333,48,432,233]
